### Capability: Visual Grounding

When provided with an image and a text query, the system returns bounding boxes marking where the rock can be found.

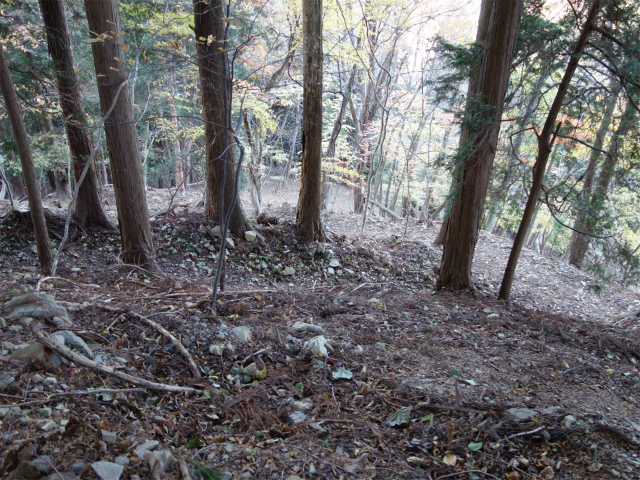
[51,316,73,328]
[327,267,335,275]
[42,473,77,480]
[43,377,57,386]
[282,266,295,276]
[135,440,159,459]
[148,449,175,480]
[91,461,124,480]
[53,330,94,358]
[101,430,118,443]
[114,456,129,467]
[70,461,86,473]
[0,373,16,388]
[6,460,41,480]
[303,336,333,356]
[291,322,323,333]
[224,237,235,249]
[37,407,52,417]
[244,230,257,242]
[0,406,20,418]
[343,268,356,277]
[209,344,225,355]
[230,326,251,342]
[0,316,6,328]
[563,415,577,427]
[41,420,57,432]
[4,292,72,325]
[506,408,539,422]
[31,456,53,473]
[540,465,554,479]
[329,259,340,268]
[287,411,308,424]
[12,342,63,368]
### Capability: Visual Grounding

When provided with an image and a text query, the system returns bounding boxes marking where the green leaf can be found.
[203,390,212,398]
[187,438,205,449]
[420,415,432,423]
[387,406,412,426]
[468,442,483,452]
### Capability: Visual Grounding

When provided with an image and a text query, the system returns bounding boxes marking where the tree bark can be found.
[84,0,156,269]
[499,0,602,300]
[243,110,262,217]
[296,0,326,241]
[168,72,186,193]
[40,0,114,229]
[0,42,53,275]
[194,0,251,235]
[437,0,524,291]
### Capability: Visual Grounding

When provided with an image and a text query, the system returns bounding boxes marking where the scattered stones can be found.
[0,372,16,388]
[230,326,251,343]
[0,316,6,328]
[70,461,86,474]
[244,230,257,241]
[282,266,295,276]
[40,420,57,432]
[91,461,124,480]
[209,344,225,355]
[329,259,340,268]
[12,341,62,368]
[506,408,539,422]
[563,415,577,427]
[114,456,129,467]
[53,330,94,358]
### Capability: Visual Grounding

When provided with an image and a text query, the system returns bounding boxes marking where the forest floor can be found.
[0,180,639,480]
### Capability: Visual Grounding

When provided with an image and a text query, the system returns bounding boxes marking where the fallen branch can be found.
[130,312,202,379]
[435,470,502,480]
[178,459,193,480]
[368,199,403,220]
[23,319,199,395]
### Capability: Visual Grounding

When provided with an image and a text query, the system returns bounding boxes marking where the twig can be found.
[0,388,145,408]
[36,276,100,292]
[498,426,546,443]
[435,470,502,480]
[23,319,199,395]
[129,312,202,379]
[178,459,193,480]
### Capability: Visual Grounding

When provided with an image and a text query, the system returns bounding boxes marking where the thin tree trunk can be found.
[499,0,602,300]
[168,72,186,193]
[0,42,53,274]
[243,110,262,217]
[437,0,524,290]
[296,0,325,241]
[85,0,156,269]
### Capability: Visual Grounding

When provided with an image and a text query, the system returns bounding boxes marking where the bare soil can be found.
[0,180,639,480]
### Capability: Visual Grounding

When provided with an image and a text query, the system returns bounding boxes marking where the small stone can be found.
[329,259,340,268]
[91,461,124,480]
[135,440,159,459]
[43,377,58,386]
[52,316,73,328]
[282,266,295,276]
[540,465,554,479]
[209,344,224,355]
[101,429,118,443]
[344,268,356,276]
[288,411,308,424]
[230,326,251,343]
[0,316,6,328]
[114,456,129,467]
[53,330,93,358]
[70,461,86,473]
[31,455,54,473]
[563,415,576,427]
[148,449,175,479]
[182,338,192,348]
[224,237,235,249]
[41,420,57,431]
[291,322,323,333]
[0,374,15,388]
[37,407,53,417]
[327,267,335,275]
[506,408,539,422]
[244,231,257,242]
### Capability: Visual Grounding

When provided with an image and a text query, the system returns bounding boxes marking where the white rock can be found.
[135,440,160,459]
[92,461,124,480]
[244,231,257,242]
[329,259,340,268]
[230,326,251,342]
[292,322,323,333]
[303,336,333,356]
[282,266,295,276]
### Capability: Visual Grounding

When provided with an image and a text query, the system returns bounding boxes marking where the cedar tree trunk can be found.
[437,0,524,290]
[193,0,251,235]
[296,0,326,241]
[40,0,114,229]
[84,0,156,269]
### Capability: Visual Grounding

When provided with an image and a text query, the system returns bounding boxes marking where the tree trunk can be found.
[296,0,326,241]
[499,0,602,300]
[434,0,494,246]
[0,42,53,275]
[40,0,114,229]
[84,0,156,269]
[168,72,186,193]
[568,82,622,266]
[194,0,251,235]
[243,110,262,218]
[437,0,524,291]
